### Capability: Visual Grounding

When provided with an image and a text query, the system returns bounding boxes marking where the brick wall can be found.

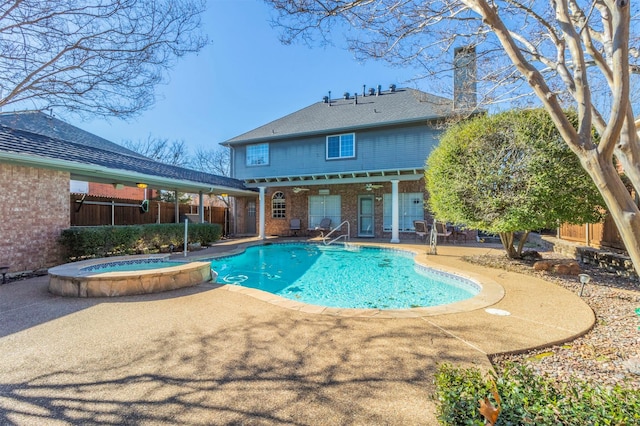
[86,182,155,200]
[0,164,70,272]
[262,180,429,238]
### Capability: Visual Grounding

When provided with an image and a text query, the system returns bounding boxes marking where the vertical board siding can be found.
[232,124,441,179]
[559,214,625,251]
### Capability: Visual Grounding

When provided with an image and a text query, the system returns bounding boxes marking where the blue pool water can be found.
[82,259,185,273]
[209,243,479,309]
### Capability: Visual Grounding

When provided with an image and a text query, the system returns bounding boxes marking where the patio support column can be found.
[390,179,400,243]
[259,186,266,240]
[198,191,205,223]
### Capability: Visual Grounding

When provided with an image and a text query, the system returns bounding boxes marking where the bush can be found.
[59,223,222,261]
[435,363,640,425]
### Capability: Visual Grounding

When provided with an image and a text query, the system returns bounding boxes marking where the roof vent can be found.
[368,87,375,96]
[376,84,382,96]
[322,96,329,103]
[362,84,367,96]
[389,84,396,92]
[343,92,350,100]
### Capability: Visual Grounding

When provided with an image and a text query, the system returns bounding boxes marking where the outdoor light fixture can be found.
[136,183,148,189]
[578,273,591,297]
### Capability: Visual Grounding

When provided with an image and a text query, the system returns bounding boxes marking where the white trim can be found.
[243,168,423,187]
[326,133,356,160]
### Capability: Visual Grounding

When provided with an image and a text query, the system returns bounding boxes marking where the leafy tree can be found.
[264,1,640,273]
[0,0,207,118]
[157,190,192,204]
[426,109,606,258]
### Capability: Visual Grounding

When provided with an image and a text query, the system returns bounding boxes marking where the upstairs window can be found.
[272,191,286,218]
[246,143,269,166]
[326,133,355,159]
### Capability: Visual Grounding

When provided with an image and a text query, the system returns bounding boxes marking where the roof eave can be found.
[221,114,454,146]
[0,152,258,197]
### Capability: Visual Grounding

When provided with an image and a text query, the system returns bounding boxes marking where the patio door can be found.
[358,195,374,237]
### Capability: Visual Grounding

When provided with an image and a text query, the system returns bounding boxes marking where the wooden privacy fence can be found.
[70,195,226,227]
[559,213,625,251]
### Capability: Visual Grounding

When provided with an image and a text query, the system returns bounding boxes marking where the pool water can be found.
[82,259,185,273]
[210,244,478,309]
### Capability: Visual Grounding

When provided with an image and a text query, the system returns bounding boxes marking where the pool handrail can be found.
[323,220,350,245]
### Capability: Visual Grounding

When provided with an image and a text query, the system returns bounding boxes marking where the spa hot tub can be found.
[48,255,212,297]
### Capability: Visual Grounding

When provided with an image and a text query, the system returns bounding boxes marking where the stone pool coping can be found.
[197,241,505,318]
[48,254,212,297]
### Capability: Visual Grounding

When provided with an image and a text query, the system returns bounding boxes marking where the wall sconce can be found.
[136,183,148,189]
[375,196,382,202]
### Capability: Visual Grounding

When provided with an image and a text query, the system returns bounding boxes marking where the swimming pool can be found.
[209,243,479,309]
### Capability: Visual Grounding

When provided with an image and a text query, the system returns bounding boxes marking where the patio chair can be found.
[413,220,429,243]
[309,218,331,236]
[289,218,301,236]
[434,221,453,243]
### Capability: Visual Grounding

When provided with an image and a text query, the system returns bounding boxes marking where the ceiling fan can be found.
[292,187,310,193]
[364,183,384,191]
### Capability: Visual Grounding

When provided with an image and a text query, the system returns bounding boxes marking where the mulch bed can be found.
[464,251,640,390]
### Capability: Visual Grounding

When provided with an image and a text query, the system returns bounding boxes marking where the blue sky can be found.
[74,0,428,153]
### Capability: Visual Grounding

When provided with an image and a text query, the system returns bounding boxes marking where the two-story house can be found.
[223,84,466,242]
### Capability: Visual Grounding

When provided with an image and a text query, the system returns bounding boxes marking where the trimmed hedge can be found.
[435,363,640,425]
[59,223,222,261]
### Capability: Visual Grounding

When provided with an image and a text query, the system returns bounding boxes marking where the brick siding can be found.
[85,182,155,200]
[0,164,70,272]
[261,180,429,238]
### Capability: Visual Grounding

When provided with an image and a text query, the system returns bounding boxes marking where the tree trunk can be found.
[498,232,518,259]
[516,231,530,258]
[582,151,640,276]
[614,115,640,195]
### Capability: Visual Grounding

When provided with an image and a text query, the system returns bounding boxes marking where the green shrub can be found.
[435,363,640,425]
[59,223,222,261]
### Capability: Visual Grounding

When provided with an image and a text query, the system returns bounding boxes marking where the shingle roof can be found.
[0,111,146,158]
[0,112,251,193]
[224,88,454,145]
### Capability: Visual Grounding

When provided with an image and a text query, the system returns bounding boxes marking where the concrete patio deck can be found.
[0,238,594,425]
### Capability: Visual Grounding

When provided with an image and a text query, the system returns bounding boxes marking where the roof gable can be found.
[224,88,454,145]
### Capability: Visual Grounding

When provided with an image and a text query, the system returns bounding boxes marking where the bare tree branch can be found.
[191,146,230,177]
[122,134,190,167]
[0,0,207,119]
